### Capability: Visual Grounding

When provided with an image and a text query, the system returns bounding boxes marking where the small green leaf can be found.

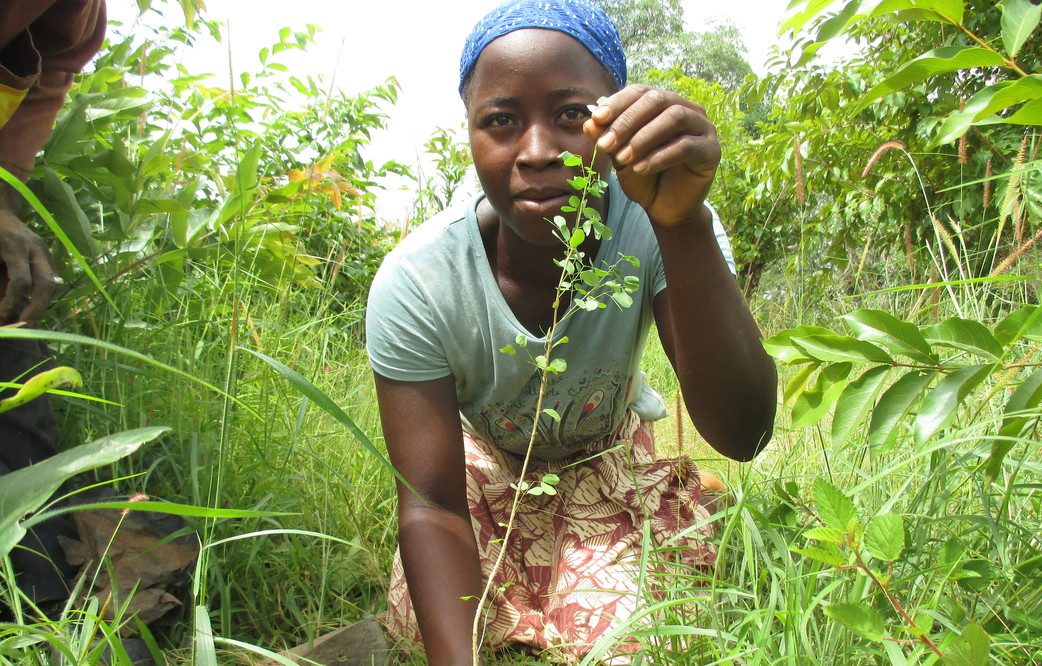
[813,478,858,532]
[548,358,568,373]
[832,366,890,446]
[922,318,1004,360]
[561,151,583,167]
[999,0,1042,58]
[542,473,560,485]
[804,526,847,544]
[868,370,937,449]
[791,333,894,364]
[515,333,529,347]
[568,176,589,190]
[864,513,905,562]
[611,292,633,309]
[824,602,887,641]
[914,364,997,445]
[535,355,548,369]
[543,408,561,422]
[539,483,557,495]
[569,227,586,249]
[499,344,516,356]
[842,308,938,364]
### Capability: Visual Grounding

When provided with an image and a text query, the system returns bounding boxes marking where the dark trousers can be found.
[0,338,75,608]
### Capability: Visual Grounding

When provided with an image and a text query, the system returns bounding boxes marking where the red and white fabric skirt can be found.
[385,411,717,659]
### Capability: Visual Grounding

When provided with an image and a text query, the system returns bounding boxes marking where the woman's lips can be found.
[513,191,572,216]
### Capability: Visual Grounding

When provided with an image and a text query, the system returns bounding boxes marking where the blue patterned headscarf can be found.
[459,0,627,97]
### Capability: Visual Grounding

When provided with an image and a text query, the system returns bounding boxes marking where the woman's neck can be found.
[476,197,603,336]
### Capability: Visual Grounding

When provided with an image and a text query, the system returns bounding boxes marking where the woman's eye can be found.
[482,113,514,128]
[558,106,591,123]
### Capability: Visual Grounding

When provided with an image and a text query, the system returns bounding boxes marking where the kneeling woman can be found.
[366,0,777,661]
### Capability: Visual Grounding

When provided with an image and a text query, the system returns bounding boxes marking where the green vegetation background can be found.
[2,0,1040,663]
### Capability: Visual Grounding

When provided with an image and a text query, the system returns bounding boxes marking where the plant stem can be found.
[469,149,602,663]
[854,551,944,659]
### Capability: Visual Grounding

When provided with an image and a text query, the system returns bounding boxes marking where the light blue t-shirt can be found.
[366,174,735,461]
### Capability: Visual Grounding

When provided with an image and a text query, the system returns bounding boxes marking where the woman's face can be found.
[465,29,617,246]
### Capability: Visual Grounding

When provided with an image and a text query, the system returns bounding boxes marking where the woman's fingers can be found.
[585,85,714,174]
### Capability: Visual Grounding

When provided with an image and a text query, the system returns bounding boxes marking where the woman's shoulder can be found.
[370,197,481,306]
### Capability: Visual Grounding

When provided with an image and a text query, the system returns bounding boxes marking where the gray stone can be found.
[263,618,389,666]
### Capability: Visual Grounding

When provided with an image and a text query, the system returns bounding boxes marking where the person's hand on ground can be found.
[0,207,58,324]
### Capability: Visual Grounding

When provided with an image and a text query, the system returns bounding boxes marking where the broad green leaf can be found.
[864,513,905,561]
[41,167,98,259]
[763,325,834,364]
[243,349,418,498]
[935,77,1042,145]
[791,334,894,364]
[871,0,964,24]
[945,623,990,666]
[824,602,887,641]
[868,370,937,449]
[813,478,858,531]
[832,366,891,446]
[922,318,1004,360]
[784,363,819,403]
[854,47,1008,114]
[194,606,218,666]
[842,308,938,363]
[791,544,846,567]
[782,0,843,35]
[914,364,997,445]
[1004,96,1042,125]
[804,526,848,544]
[986,368,1042,479]
[0,366,82,414]
[999,0,1042,58]
[994,305,1042,345]
[792,363,853,428]
[0,427,167,558]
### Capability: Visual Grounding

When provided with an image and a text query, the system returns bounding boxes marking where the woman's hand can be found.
[583,85,720,229]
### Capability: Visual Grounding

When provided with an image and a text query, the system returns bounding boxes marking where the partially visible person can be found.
[0,0,106,614]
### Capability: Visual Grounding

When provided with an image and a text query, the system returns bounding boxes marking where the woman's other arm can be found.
[374,373,482,664]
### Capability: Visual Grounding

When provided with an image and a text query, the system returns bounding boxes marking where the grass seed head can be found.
[862,141,906,178]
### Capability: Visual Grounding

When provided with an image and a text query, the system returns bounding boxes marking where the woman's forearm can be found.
[653,206,777,461]
[399,503,484,665]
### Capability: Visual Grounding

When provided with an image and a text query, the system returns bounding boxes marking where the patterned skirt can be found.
[385,411,718,660]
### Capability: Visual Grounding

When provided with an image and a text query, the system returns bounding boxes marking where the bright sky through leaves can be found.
[109,0,791,220]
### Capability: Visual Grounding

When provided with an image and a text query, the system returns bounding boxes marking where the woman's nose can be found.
[516,122,560,169]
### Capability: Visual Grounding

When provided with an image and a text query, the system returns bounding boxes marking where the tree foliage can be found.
[592,0,752,88]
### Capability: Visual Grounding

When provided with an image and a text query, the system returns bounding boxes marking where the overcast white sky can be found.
[109,1,794,220]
